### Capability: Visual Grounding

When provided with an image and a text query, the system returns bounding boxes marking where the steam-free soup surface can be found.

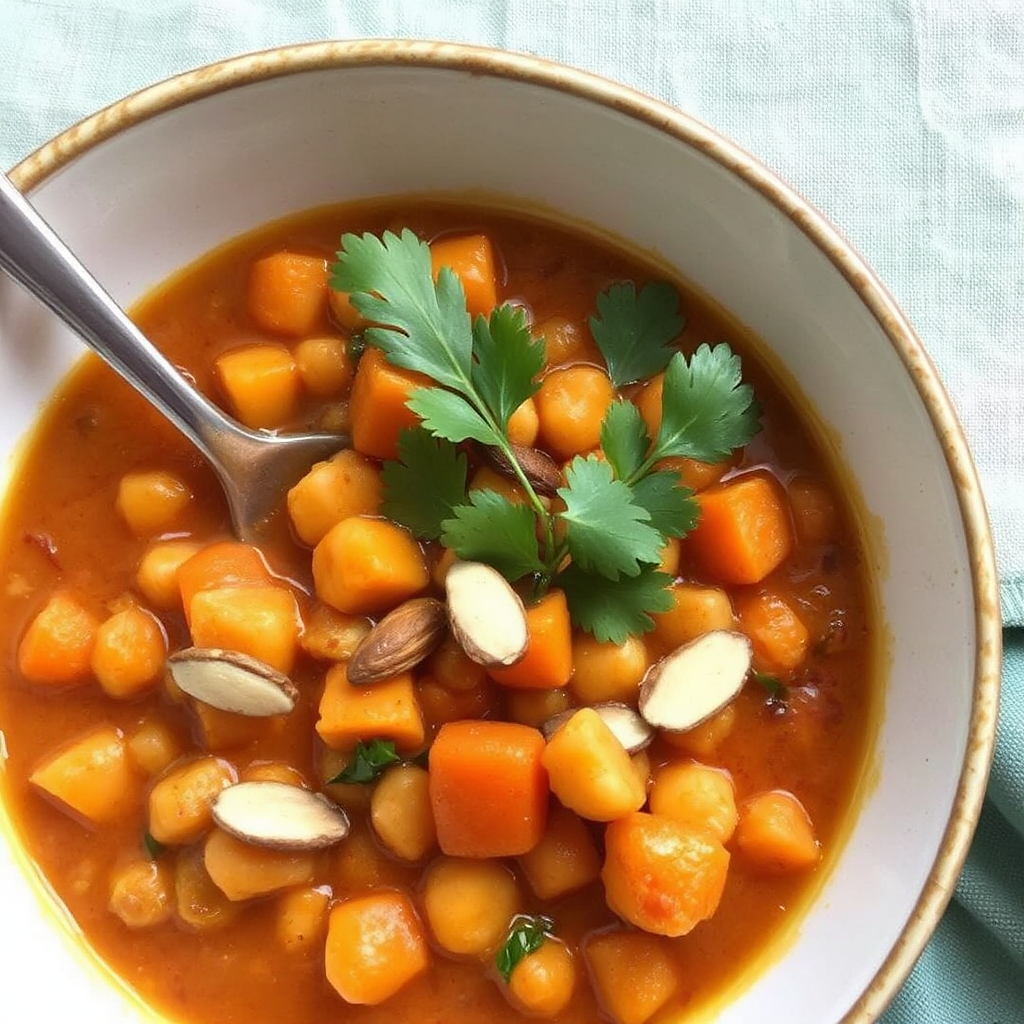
[0,201,874,1024]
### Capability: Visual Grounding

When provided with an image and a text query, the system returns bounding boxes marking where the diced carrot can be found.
[247,251,328,337]
[585,930,680,1024]
[29,726,137,825]
[430,234,498,318]
[651,582,734,652]
[734,790,821,873]
[688,472,793,585]
[316,664,425,752]
[189,585,300,674]
[325,891,430,1005]
[601,811,730,937]
[92,606,167,699]
[17,590,99,686]
[518,803,601,900]
[203,828,315,901]
[541,708,645,822]
[735,588,810,673]
[348,347,430,461]
[215,344,301,429]
[488,590,573,690]
[429,720,548,857]
[287,449,383,547]
[312,515,428,615]
[177,541,274,622]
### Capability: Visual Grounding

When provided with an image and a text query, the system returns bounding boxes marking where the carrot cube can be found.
[17,590,99,686]
[316,664,425,752]
[734,790,821,873]
[325,891,429,1005]
[688,472,793,584]
[215,344,300,429]
[430,234,498,318]
[585,930,680,1024]
[429,720,548,857]
[29,727,137,825]
[247,251,328,337]
[735,589,810,673]
[488,589,573,690]
[349,347,431,461]
[312,515,428,616]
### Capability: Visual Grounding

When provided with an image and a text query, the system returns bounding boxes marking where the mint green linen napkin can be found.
[1,2,1022,1021]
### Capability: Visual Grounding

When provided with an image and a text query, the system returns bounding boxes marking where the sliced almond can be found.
[540,701,654,753]
[483,443,562,497]
[639,630,752,732]
[347,597,447,685]
[445,560,529,667]
[166,648,298,717]
[212,781,350,850]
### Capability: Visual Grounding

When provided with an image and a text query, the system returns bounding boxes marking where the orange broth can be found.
[0,200,875,1024]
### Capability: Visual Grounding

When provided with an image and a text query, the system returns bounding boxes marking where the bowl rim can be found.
[5,38,1002,1023]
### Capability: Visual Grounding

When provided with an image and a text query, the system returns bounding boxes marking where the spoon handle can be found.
[0,172,243,462]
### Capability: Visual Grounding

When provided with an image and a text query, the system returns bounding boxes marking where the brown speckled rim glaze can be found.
[7,39,1001,1023]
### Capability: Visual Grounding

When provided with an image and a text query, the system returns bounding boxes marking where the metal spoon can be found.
[0,173,345,541]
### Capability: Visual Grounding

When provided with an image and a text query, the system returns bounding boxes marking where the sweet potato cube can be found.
[247,251,328,337]
[541,708,645,822]
[349,347,431,461]
[204,828,315,901]
[735,589,810,673]
[429,720,548,857]
[178,541,273,620]
[325,891,429,1005]
[188,585,300,674]
[311,515,428,616]
[18,590,99,687]
[216,344,300,429]
[316,664,425,752]
[429,234,498,318]
[734,790,821,873]
[585,930,680,1024]
[688,472,793,585]
[29,727,137,825]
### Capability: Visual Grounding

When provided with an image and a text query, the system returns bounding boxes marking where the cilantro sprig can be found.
[495,914,555,982]
[331,231,761,643]
[327,738,401,785]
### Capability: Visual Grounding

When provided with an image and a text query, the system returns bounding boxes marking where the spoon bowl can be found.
[0,172,346,540]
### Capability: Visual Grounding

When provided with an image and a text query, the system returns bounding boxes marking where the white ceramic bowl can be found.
[0,41,1000,1024]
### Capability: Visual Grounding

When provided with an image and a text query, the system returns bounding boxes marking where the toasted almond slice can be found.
[166,648,298,717]
[347,597,447,685]
[639,630,752,732]
[482,443,562,497]
[444,560,529,667]
[540,701,655,753]
[212,781,350,850]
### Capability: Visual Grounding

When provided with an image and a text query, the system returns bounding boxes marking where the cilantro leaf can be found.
[589,280,686,387]
[753,669,788,702]
[651,345,761,464]
[495,915,554,982]
[558,564,674,643]
[630,470,699,538]
[331,230,473,392]
[557,457,664,579]
[406,387,499,446]
[442,490,544,581]
[600,400,650,481]
[471,305,544,431]
[381,428,468,539]
[328,739,400,784]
